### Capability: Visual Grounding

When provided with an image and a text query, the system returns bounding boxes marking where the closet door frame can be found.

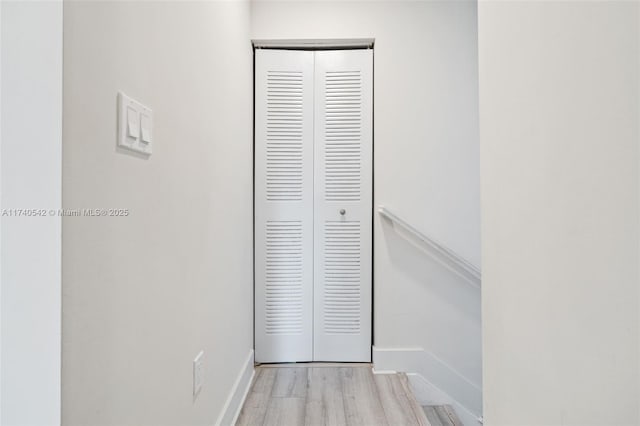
[253,41,375,363]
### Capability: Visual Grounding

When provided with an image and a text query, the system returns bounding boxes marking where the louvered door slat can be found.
[255,50,314,363]
[313,50,373,362]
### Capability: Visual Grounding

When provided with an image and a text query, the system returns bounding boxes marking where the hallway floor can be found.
[236,364,431,426]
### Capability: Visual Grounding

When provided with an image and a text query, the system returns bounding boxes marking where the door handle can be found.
[339,209,346,216]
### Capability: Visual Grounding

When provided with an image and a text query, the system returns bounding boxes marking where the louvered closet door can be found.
[313,50,373,361]
[255,50,314,363]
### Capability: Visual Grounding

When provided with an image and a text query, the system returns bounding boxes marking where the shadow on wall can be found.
[380,219,481,322]
[376,216,483,419]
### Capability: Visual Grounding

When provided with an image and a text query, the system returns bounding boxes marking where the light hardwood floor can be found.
[422,405,462,426]
[236,365,432,426]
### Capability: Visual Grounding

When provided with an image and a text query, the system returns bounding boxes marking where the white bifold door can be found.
[255,49,372,363]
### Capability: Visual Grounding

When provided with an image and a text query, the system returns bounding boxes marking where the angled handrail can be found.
[378,206,481,287]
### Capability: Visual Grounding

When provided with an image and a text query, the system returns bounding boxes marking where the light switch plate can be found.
[193,351,204,399]
[118,92,152,155]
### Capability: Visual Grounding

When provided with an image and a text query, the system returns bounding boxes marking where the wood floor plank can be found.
[340,367,389,426]
[435,405,463,426]
[236,367,277,426]
[374,373,431,426]
[263,397,306,426]
[304,367,347,426]
[398,373,433,426]
[238,366,435,426]
[422,407,445,426]
[272,367,308,398]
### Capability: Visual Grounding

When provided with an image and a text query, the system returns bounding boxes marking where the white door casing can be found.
[255,49,372,363]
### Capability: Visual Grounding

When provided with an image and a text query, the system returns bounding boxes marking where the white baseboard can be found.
[215,349,255,426]
[372,346,482,424]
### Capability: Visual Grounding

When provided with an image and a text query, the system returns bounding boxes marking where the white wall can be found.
[62,2,253,425]
[479,1,640,424]
[252,0,481,417]
[1,1,63,425]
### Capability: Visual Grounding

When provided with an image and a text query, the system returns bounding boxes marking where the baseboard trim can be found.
[371,368,397,375]
[215,349,255,426]
[372,346,482,422]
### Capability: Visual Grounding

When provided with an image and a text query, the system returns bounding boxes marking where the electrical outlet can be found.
[193,351,204,398]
